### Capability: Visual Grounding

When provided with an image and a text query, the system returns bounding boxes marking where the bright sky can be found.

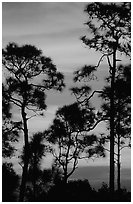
[2,2,131,169]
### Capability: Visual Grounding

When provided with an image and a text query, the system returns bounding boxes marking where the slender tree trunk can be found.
[109,47,117,194]
[117,106,121,192]
[33,157,37,201]
[117,142,121,192]
[63,166,68,185]
[19,106,29,201]
[63,175,68,185]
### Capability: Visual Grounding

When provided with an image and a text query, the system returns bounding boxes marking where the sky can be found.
[2,2,131,170]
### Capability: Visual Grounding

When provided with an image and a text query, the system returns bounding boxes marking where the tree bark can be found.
[117,106,121,192]
[109,46,117,194]
[33,156,37,201]
[19,106,29,201]
[63,175,68,184]
[117,154,121,191]
[63,165,68,185]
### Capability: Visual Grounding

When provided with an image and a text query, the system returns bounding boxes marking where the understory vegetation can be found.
[2,164,131,202]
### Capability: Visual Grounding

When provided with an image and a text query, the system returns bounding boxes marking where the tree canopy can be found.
[2,42,65,111]
[45,103,105,183]
[2,42,65,201]
[82,2,131,56]
[72,2,131,193]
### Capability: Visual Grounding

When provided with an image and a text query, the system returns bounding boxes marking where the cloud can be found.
[3,2,86,37]
[2,2,95,73]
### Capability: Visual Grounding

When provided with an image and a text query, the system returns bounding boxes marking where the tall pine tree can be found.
[2,43,65,201]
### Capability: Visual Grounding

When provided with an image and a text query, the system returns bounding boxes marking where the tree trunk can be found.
[63,175,68,184]
[117,155,121,192]
[33,156,37,201]
[117,108,121,192]
[19,107,29,201]
[109,47,117,194]
[63,167,68,185]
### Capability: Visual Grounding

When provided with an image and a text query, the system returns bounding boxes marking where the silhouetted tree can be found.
[2,162,19,201]
[29,132,47,200]
[25,167,63,201]
[72,2,131,193]
[100,64,131,191]
[2,42,65,201]
[2,84,22,158]
[45,103,105,184]
[21,132,47,201]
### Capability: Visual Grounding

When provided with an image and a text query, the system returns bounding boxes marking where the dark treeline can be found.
[2,2,131,202]
[3,165,131,202]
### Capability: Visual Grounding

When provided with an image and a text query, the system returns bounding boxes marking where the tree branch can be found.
[26,114,37,120]
[10,96,23,105]
[86,117,108,132]
[107,55,113,71]
[67,157,78,178]
[10,99,22,107]
[77,90,104,104]
[120,145,131,151]
[95,54,106,68]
